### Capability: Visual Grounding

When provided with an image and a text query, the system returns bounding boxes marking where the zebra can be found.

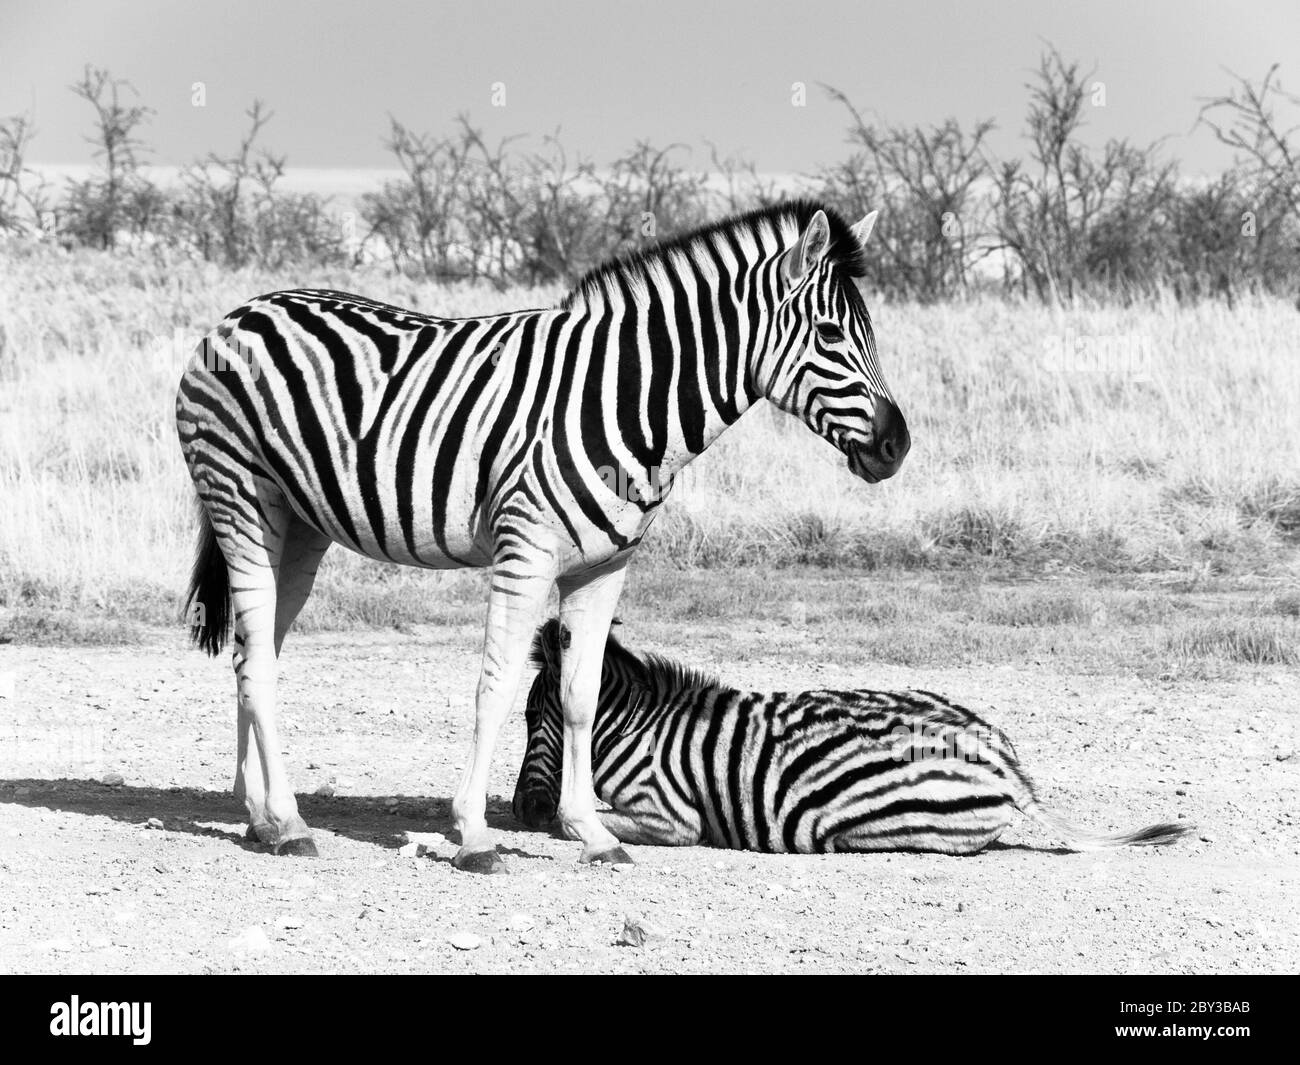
[175,201,911,873]
[514,620,1195,854]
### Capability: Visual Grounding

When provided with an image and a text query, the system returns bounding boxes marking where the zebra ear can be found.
[782,210,832,285]
[851,210,880,247]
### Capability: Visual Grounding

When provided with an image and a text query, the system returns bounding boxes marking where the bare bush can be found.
[175,102,347,269]
[816,86,995,301]
[61,66,163,250]
[988,47,1179,301]
[1196,65,1300,301]
[362,119,714,286]
[5,52,1298,304]
[0,112,57,236]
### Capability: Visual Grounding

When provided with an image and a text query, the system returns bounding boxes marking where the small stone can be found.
[403,830,446,847]
[229,926,272,954]
[507,912,536,932]
[615,914,651,948]
[314,784,335,798]
[276,914,304,930]
[37,937,74,952]
[397,842,425,858]
[448,932,482,951]
[14,787,30,798]
[384,797,399,807]
[145,817,163,830]
[583,901,601,913]
[101,773,125,787]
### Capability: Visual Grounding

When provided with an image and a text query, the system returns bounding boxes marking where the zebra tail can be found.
[185,500,231,656]
[1022,800,1194,852]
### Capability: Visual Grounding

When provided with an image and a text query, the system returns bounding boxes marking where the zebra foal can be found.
[514,621,1194,854]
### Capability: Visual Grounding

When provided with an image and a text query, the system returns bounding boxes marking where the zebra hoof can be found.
[245,823,276,846]
[452,847,507,875]
[274,836,319,857]
[582,845,634,868]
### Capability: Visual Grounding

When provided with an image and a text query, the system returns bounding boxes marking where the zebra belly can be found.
[814,766,1018,855]
[179,359,495,569]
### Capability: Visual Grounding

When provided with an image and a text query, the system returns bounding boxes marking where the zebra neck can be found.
[585,271,766,498]
[593,673,653,753]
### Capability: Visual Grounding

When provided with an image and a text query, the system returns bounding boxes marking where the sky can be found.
[3,0,1299,177]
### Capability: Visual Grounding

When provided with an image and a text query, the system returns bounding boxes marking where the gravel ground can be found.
[1,622,1297,974]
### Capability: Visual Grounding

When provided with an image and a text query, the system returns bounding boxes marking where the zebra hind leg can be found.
[216,487,319,855]
[246,515,332,854]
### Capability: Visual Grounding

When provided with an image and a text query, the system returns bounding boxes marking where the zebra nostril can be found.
[867,396,910,474]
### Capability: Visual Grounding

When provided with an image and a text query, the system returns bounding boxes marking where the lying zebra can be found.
[513,620,1194,854]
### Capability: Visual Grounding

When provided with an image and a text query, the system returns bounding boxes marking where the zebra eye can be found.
[815,323,844,344]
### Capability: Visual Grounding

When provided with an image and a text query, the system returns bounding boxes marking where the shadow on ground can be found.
[0,778,533,856]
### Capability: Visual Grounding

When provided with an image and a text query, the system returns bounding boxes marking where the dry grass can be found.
[1166,618,1300,667]
[1,241,1298,670]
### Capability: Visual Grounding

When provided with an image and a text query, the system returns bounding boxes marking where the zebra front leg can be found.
[557,562,633,866]
[451,563,555,874]
[596,808,702,848]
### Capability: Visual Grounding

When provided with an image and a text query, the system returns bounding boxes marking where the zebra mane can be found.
[558,199,868,311]
[531,618,733,698]
[603,626,733,699]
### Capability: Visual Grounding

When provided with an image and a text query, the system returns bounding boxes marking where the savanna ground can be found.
[1,246,1298,973]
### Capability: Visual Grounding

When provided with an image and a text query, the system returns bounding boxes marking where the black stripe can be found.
[240,311,363,549]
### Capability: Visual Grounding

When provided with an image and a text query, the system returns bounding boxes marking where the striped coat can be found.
[175,201,910,869]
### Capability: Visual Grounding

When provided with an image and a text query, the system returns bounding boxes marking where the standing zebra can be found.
[514,621,1194,854]
[175,201,909,873]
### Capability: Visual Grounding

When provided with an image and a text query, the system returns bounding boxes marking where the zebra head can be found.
[760,205,910,483]
[513,619,567,828]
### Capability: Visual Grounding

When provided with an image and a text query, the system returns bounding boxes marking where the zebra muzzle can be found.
[513,790,558,828]
[848,397,911,482]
